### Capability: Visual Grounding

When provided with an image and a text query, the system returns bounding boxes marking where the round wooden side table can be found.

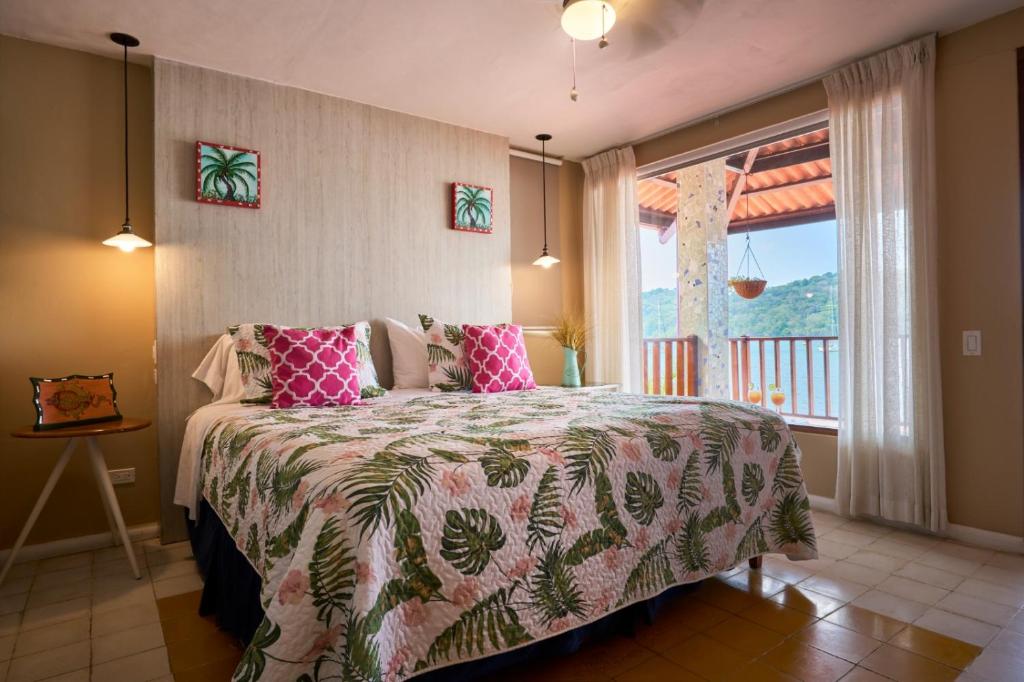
[1,418,151,586]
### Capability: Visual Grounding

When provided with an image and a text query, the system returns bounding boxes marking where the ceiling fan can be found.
[552,0,697,101]
[560,0,615,100]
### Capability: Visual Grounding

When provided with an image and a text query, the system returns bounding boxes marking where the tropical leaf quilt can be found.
[196,389,817,681]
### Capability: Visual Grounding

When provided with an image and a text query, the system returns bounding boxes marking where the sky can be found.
[640,220,838,292]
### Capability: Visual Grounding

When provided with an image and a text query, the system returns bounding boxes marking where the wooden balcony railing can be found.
[729,335,839,420]
[641,334,839,420]
[642,335,699,396]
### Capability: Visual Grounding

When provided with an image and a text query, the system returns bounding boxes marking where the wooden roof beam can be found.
[748,142,830,173]
[640,207,675,229]
[727,205,836,233]
[643,176,677,189]
[725,149,759,224]
[742,175,833,198]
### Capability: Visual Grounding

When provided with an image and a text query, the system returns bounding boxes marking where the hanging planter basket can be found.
[730,212,768,299]
[730,277,767,299]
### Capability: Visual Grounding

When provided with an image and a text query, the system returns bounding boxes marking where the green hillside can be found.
[643,272,838,338]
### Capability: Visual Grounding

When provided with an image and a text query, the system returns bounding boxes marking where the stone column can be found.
[676,159,730,398]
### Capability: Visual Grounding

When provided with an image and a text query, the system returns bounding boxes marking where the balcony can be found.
[643,335,839,429]
[642,335,698,396]
[729,335,838,422]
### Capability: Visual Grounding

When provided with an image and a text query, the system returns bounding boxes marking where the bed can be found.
[175,386,817,681]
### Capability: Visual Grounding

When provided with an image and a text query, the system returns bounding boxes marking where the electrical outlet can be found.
[963,330,982,356]
[109,468,135,485]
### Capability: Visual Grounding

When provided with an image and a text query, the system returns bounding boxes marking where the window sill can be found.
[784,416,838,436]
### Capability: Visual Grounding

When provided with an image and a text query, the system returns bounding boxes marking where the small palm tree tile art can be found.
[451,182,493,233]
[195,141,261,208]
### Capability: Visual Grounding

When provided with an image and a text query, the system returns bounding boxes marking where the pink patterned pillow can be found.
[462,324,537,393]
[263,325,360,408]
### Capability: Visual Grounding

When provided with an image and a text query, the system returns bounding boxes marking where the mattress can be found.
[176,388,817,681]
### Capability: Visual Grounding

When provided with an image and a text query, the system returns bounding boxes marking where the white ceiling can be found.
[1,0,1020,159]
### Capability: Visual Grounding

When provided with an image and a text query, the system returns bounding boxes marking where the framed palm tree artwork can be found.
[451,182,493,233]
[195,141,261,209]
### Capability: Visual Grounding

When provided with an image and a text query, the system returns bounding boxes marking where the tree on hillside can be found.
[641,272,838,339]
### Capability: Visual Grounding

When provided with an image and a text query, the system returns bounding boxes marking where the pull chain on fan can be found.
[570,39,579,101]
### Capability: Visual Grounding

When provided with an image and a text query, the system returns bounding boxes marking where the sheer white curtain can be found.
[826,35,946,532]
[582,147,643,393]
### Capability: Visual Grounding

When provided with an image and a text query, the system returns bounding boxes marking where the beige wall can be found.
[633,8,1024,536]
[511,157,585,386]
[559,161,585,320]
[511,156,562,326]
[795,432,840,500]
[633,83,829,169]
[935,10,1024,536]
[0,36,158,549]
[154,59,513,540]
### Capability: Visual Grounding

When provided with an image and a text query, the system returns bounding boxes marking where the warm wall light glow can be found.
[561,0,616,41]
[533,254,561,269]
[102,226,152,252]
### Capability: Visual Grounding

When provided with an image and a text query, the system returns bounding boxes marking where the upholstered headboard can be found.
[154,59,511,541]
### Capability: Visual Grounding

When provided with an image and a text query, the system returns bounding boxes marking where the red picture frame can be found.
[195,141,261,209]
[30,373,122,431]
[451,182,494,234]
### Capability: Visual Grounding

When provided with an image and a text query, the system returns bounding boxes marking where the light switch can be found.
[963,330,981,356]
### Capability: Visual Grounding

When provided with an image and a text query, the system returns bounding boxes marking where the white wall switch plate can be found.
[963,330,982,356]
[109,468,135,485]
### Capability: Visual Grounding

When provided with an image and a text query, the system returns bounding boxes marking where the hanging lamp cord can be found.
[122,41,130,227]
[734,175,766,279]
[541,138,548,254]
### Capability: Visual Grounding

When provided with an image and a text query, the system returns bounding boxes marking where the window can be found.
[638,124,839,423]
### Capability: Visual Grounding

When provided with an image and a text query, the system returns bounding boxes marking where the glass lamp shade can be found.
[102,225,152,253]
[561,0,616,41]
[532,253,561,269]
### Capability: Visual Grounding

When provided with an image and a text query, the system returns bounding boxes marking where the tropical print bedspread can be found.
[197,389,817,681]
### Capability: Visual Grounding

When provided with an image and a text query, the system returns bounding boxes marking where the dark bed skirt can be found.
[187,500,699,681]
[187,500,266,644]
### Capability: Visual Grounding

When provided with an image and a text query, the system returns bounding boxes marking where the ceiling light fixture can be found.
[561,0,616,43]
[102,32,151,253]
[532,134,560,269]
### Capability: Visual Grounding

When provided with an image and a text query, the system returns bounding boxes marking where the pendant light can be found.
[532,134,560,269]
[102,32,151,253]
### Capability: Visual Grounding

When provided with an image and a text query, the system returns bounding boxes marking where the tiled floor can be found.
[0,539,213,682]
[3,510,1024,680]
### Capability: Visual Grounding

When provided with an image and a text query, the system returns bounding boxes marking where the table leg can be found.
[0,438,78,586]
[95,468,121,547]
[85,437,140,579]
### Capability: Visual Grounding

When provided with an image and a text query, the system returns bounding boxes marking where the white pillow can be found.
[192,334,246,404]
[384,318,428,388]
